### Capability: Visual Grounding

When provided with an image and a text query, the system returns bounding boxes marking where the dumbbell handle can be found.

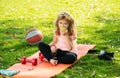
[26,59,33,63]
[21,57,37,66]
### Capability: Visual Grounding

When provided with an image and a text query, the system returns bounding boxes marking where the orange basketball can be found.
[26,28,43,45]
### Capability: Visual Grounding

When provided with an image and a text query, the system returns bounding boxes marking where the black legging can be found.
[38,42,77,64]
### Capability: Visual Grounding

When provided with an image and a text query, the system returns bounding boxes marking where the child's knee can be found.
[73,53,77,59]
[38,42,44,47]
[69,53,77,60]
[66,54,77,64]
[70,54,77,62]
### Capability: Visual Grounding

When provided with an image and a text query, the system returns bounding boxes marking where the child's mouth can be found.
[60,26,68,34]
[60,26,67,31]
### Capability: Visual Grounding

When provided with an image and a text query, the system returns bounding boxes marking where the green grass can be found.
[0,0,120,78]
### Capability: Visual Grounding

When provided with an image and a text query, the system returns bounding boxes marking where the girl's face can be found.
[58,19,69,34]
[58,19,69,28]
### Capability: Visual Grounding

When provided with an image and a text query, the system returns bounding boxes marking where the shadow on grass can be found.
[79,54,120,77]
[77,13,120,77]
[0,19,54,69]
[94,15,120,49]
[0,18,53,51]
[57,54,120,78]
[0,34,53,69]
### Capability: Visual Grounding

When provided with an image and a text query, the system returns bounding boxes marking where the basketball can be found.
[26,28,43,45]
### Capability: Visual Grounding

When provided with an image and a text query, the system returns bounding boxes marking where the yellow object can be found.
[60,26,67,33]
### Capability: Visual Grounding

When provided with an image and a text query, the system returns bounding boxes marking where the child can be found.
[38,12,77,65]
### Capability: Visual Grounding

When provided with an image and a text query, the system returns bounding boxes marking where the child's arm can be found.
[49,34,58,53]
[49,34,58,47]
[70,34,78,54]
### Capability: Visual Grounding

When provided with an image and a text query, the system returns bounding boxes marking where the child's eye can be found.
[65,23,68,26]
[60,22,62,24]
[59,22,62,24]
[65,23,68,25]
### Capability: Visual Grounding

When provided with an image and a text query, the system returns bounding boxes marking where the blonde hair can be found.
[55,12,76,36]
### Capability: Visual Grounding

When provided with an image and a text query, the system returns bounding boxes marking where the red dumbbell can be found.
[39,52,45,61]
[21,57,37,66]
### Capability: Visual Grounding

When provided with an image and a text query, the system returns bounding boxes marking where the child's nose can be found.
[60,24,64,26]
[62,24,66,26]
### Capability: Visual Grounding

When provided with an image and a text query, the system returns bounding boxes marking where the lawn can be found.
[0,0,120,78]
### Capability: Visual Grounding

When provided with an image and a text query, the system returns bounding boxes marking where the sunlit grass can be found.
[0,0,120,77]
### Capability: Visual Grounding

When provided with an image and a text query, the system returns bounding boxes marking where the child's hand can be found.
[51,46,57,53]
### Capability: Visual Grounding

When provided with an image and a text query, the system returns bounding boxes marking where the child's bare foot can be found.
[44,58,48,61]
[50,59,58,66]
